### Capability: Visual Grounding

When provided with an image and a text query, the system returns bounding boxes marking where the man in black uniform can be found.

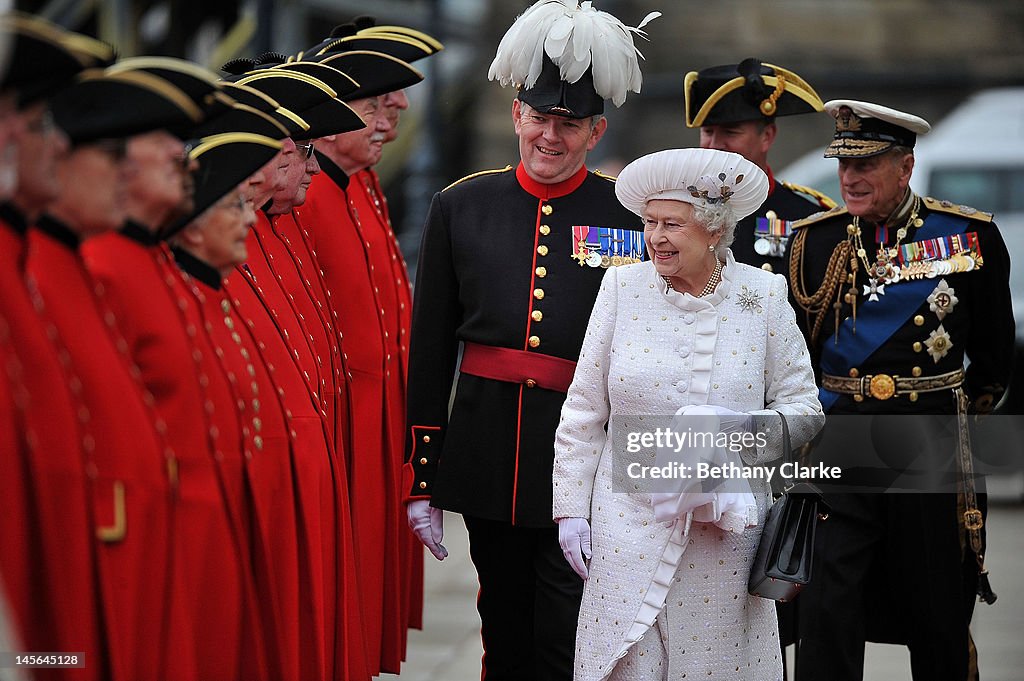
[404,2,656,679]
[685,58,835,273]
[788,100,1013,681]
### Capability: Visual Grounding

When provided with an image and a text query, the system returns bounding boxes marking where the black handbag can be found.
[747,413,830,602]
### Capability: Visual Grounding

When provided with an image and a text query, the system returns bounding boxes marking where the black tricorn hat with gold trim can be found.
[51,69,205,144]
[162,132,283,239]
[0,12,115,105]
[315,50,422,101]
[684,58,823,128]
[301,22,437,64]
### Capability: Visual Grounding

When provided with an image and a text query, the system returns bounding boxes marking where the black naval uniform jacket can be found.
[788,192,1013,659]
[790,191,1013,417]
[730,170,835,273]
[405,163,642,527]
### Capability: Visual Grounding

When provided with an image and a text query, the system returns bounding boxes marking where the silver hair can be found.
[691,201,738,258]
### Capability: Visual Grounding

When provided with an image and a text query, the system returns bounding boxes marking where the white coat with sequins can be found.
[552,251,823,681]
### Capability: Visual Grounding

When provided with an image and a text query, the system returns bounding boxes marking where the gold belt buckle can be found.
[963,509,984,531]
[868,373,896,400]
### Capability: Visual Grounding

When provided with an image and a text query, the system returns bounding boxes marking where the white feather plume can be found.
[487,0,661,108]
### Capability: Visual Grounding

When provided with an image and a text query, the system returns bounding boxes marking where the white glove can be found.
[557,517,592,580]
[407,500,448,561]
[681,404,753,434]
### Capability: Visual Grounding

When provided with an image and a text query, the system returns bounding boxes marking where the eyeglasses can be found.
[295,142,314,160]
[179,139,199,169]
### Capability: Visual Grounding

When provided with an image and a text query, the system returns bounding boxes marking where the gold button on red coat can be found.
[525,379,537,388]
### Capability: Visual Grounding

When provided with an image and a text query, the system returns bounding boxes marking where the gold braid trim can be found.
[789,226,852,347]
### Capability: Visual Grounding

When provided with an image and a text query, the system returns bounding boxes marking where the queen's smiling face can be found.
[643,199,718,283]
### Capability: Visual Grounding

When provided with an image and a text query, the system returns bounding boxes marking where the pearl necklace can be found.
[664,258,723,296]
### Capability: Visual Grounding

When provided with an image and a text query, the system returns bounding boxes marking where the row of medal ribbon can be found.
[571,225,647,268]
[890,231,983,282]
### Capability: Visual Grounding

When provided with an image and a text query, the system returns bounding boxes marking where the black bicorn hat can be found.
[683,58,824,128]
[0,12,115,106]
[162,132,282,239]
[50,68,206,145]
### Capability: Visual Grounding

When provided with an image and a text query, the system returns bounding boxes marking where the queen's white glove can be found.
[557,517,592,580]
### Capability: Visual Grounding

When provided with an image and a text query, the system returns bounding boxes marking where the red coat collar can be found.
[515,162,588,200]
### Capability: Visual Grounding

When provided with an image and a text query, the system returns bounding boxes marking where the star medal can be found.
[924,325,953,363]
[927,279,958,320]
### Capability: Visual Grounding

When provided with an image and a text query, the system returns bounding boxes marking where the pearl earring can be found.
[708,244,715,252]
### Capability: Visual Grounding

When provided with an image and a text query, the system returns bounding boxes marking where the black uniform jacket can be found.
[731,171,835,273]
[405,163,642,526]
[789,192,1013,416]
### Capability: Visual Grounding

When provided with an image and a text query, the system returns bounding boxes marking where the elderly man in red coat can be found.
[0,16,112,678]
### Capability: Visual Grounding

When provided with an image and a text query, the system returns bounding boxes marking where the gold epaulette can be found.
[922,196,994,223]
[781,181,838,209]
[442,165,513,192]
[593,169,618,182]
[792,204,848,229]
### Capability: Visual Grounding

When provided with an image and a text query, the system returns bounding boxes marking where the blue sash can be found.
[819,211,970,410]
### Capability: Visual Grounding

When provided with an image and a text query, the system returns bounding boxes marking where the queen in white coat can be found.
[552,148,824,681]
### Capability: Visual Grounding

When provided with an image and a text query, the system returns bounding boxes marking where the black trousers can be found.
[463,515,584,681]
[795,493,981,681]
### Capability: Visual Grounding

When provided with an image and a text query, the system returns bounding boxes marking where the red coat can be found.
[170,246,305,680]
[350,169,423,632]
[226,218,364,681]
[298,160,405,673]
[26,217,182,681]
[0,212,105,681]
[254,210,370,681]
[82,226,266,681]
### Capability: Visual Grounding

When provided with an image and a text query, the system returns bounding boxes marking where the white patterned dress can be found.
[552,250,823,681]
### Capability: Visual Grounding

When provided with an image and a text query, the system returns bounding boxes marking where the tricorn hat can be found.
[0,13,114,105]
[162,132,283,238]
[51,68,205,144]
[822,99,931,158]
[684,58,823,128]
[615,148,769,222]
[316,50,422,101]
[488,0,660,118]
